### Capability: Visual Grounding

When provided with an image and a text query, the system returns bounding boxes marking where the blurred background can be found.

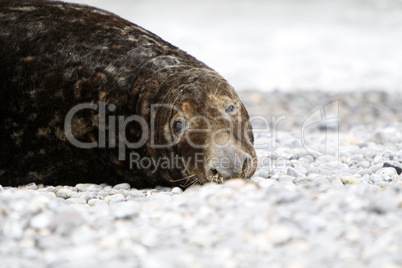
[64,0,402,92]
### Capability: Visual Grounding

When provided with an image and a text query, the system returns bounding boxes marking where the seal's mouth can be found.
[170,148,256,188]
[208,168,225,184]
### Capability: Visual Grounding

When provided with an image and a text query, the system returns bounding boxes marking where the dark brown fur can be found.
[0,0,256,188]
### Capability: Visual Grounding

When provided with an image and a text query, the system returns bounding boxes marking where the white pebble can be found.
[55,188,72,199]
[376,168,397,178]
[171,187,183,194]
[104,194,125,205]
[112,201,138,219]
[30,212,52,229]
[341,176,361,185]
[88,199,107,207]
[113,183,131,190]
[65,198,87,205]
[266,225,292,245]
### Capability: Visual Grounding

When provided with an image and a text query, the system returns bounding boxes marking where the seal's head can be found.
[145,68,257,187]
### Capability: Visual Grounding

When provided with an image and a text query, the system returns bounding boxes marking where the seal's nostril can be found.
[207,150,252,182]
[241,155,250,177]
[210,168,218,176]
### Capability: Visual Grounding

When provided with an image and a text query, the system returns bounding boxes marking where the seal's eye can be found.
[172,119,186,135]
[225,104,235,114]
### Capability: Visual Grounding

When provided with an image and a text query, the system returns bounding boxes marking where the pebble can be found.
[113,183,131,190]
[38,186,55,193]
[30,212,53,229]
[88,199,108,207]
[341,176,361,185]
[257,170,270,178]
[287,167,305,177]
[20,183,38,190]
[306,167,332,176]
[331,177,344,187]
[65,198,87,205]
[357,169,372,176]
[369,174,383,184]
[357,160,371,169]
[266,225,292,245]
[371,163,386,173]
[376,168,397,178]
[171,187,184,194]
[129,189,146,198]
[104,194,125,205]
[293,176,330,187]
[112,201,138,219]
[55,188,73,199]
[256,178,278,189]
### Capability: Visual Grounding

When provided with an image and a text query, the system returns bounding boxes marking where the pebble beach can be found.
[1,90,402,268]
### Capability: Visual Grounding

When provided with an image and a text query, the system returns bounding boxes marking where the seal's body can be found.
[0,0,256,188]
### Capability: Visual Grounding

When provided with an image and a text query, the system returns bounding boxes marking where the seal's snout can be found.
[207,146,252,182]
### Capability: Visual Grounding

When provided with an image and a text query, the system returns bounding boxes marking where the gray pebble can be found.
[50,209,85,236]
[351,154,364,162]
[129,189,146,198]
[369,174,383,184]
[357,160,371,169]
[363,150,377,160]
[294,175,330,185]
[287,167,305,177]
[257,170,270,178]
[104,194,125,205]
[373,155,383,164]
[316,155,339,164]
[86,184,103,192]
[370,163,385,173]
[306,167,332,176]
[113,183,131,190]
[76,183,103,192]
[357,169,372,176]
[279,175,297,183]
[299,155,315,164]
[155,186,173,192]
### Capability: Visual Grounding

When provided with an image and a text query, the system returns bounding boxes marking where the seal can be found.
[0,0,257,188]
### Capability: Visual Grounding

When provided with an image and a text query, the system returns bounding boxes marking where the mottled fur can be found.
[0,0,256,188]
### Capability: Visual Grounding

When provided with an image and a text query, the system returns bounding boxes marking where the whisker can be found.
[169,174,196,183]
[183,177,200,188]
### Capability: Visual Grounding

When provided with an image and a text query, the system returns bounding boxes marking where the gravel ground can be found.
[1,90,402,268]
